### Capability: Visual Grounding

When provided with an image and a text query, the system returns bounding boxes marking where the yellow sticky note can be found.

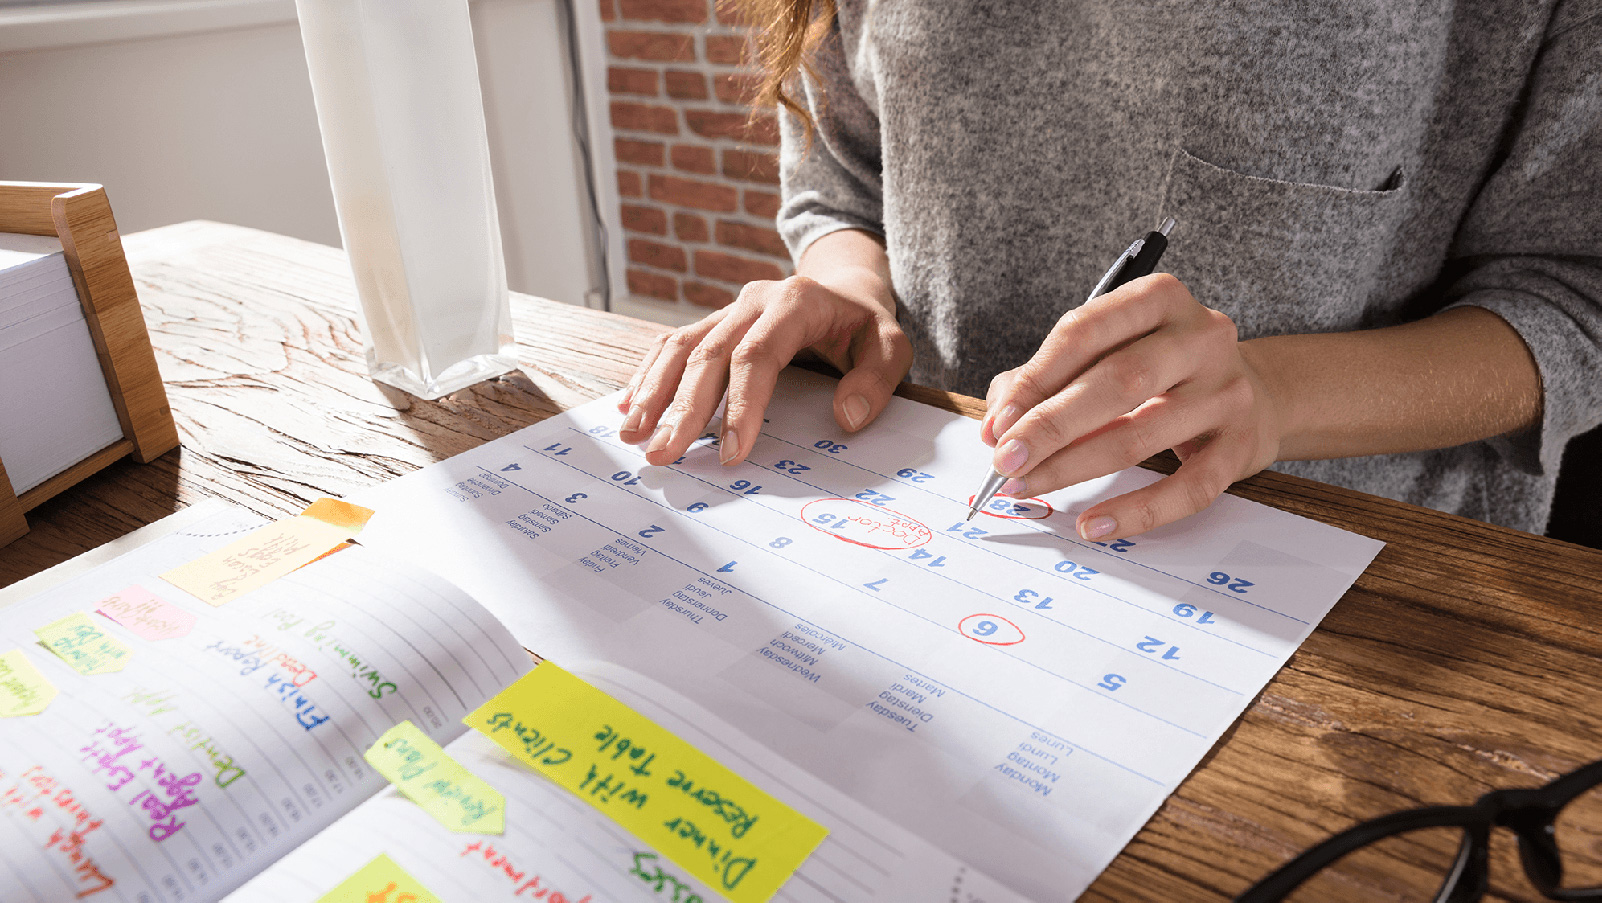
[0,649,58,716]
[160,500,368,606]
[316,853,442,903]
[466,663,828,903]
[365,721,505,834]
[35,613,133,675]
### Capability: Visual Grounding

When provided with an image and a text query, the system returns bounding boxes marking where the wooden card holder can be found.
[0,182,179,547]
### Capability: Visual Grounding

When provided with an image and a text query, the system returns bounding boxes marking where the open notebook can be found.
[0,504,1015,903]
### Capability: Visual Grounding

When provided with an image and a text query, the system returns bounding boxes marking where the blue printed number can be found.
[774,459,810,475]
[543,443,572,455]
[946,523,988,539]
[686,502,708,513]
[896,468,934,483]
[1136,636,1181,660]
[987,499,1037,516]
[611,471,641,486]
[908,549,946,567]
[813,440,848,454]
[638,525,664,540]
[587,426,617,438]
[1014,589,1053,610]
[971,620,999,638]
[718,561,736,572]
[854,490,894,506]
[1098,674,1126,691]
[811,513,848,531]
[1092,538,1136,553]
[730,480,762,495]
[770,537,792,549]
[864,578,887,591]
[1207,571,1254,594]
[1173,603,1216,625]
[564,492,587,503]
[1053,560,1099,581]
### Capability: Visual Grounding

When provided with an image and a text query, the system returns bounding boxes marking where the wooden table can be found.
[5,221,1600,901]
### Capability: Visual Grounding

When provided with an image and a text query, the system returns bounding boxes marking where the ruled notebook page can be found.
[228,663,1024,903]
[0,507,533,903]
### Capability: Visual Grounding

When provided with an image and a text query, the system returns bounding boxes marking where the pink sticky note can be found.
[96,585,197,641]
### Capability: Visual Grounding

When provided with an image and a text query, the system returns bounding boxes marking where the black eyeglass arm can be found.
[1234,807,1481,903]
[1236,756,1602,903]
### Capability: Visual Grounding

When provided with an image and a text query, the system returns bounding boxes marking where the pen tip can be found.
[1157,216,1176,237]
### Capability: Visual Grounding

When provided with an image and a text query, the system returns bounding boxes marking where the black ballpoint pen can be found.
[965,217,1177,521]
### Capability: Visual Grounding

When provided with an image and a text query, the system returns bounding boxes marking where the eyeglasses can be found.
[1235,758,1602,902]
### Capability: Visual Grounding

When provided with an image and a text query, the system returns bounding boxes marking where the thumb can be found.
[834,318,912,432]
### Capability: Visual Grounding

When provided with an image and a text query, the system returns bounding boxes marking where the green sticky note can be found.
[466,662,828,903]
[316,853,442,903]
[364,721,505,834]
[0,649,58,716]
[35,612,133,675]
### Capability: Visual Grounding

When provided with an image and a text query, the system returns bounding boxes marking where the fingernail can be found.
[996,439,1029,475]
[1081,516,1117,540]
[998,478,1025,498]
[622,406,645,436]
[719,429,739,464]
[842,394,870,431]
[992,404,1021,437]
[647,422,674,455]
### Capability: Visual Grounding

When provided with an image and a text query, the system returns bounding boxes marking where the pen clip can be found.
[1087,238,1144,302]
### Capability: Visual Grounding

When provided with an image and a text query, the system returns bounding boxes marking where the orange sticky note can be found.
[160,498,373,606]
[300,497,375,532]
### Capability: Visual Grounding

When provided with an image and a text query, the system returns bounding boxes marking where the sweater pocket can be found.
[1155,147,1410,338]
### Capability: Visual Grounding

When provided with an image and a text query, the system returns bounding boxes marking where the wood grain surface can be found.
[2,222,1599,902]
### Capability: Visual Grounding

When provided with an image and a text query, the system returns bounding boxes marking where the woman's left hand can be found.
[982,273,1285,541]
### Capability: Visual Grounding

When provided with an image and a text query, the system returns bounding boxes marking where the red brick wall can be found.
[601,0,792,317]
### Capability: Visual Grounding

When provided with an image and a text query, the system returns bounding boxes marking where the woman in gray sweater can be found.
[619,0,1602,541]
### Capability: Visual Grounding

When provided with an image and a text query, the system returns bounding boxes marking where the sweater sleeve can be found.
[776,17,886,262]
[1443,5,1602,476]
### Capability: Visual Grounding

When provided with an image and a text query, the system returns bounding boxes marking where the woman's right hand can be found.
[617,230,911,468]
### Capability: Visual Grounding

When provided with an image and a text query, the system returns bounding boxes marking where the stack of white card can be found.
[0,233,124,494]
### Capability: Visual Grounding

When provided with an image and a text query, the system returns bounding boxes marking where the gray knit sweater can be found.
[777,0,1602,535]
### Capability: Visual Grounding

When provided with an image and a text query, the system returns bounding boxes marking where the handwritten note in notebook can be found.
[0,504,532,902]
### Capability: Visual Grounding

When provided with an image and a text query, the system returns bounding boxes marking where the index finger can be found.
[718,304,833,465]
